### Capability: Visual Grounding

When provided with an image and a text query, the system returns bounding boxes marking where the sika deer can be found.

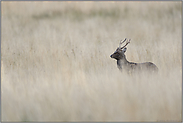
[110,38,158,73]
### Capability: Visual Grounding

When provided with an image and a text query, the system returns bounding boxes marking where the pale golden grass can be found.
[1,1,182,122]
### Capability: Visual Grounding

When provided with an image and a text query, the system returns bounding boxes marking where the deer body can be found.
[110,38,158,73]
[117,58,158,72]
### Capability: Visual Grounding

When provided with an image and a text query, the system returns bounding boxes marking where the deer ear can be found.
[122,47,127,53]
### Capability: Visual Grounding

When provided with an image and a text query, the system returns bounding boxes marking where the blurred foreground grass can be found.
[1,1,182,121]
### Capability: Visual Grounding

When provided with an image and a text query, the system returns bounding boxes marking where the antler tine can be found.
[121,39,131,49]
[119,38,127,48]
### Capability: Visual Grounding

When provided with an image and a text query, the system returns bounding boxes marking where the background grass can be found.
[1,1,182,122]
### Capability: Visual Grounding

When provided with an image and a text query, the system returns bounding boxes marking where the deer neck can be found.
[117,56,129,70]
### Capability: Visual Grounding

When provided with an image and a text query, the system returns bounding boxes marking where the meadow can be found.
[1,1,182,121]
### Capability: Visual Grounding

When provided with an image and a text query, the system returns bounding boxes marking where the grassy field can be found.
[1,1,182,122]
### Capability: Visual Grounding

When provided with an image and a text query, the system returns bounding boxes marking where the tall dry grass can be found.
[1,1,182,122]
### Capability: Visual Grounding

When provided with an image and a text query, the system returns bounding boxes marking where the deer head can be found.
[110,38,131,60]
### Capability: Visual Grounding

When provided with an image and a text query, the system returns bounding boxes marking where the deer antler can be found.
[119,38,127,48]
[120,39,131,49]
